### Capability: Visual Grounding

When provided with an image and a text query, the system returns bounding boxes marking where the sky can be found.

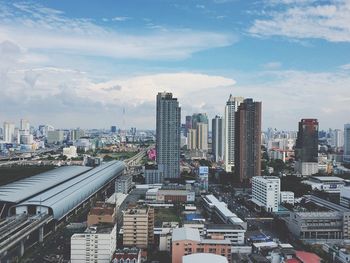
[0,0,349,130]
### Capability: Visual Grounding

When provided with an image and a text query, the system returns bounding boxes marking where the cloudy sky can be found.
[0,0,349,130]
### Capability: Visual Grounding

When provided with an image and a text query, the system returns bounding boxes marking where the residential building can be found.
[115,175,132,194]
[224,95,244,172]
[155,222,179,252]
[71,224,117,263]
[144,164,165,184]
[172,227,232,263]
[123,206,154,248]
[212,115,224,162]
[344,124,350,163]
[3,122,15,143]
[87,202,116,227]
[156,92,181,179]
[295,119,319,175]
[235,98,262,182]
[187,128,197,150]
[252,176,280,212]
[196,122,208,151]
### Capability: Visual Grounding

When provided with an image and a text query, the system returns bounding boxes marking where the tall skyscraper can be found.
[235,98,262,182]
[196,122,208,151]
[20,119,30,133]
[156,92,181,179]
[295,119,319,176]
[330,129,344,149]
[3,122,15,143]
[224,95,244,172]
[295,119,319,163]
[187,128,197,150]
[212,115,224,162]
[344,124,350,163]
[185,115,192,136]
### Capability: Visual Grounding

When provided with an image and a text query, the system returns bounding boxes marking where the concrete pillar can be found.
[20,240,24,257]
[39,227,44,243]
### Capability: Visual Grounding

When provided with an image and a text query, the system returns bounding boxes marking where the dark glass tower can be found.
[235,98,262,183]
[156,92,181,179]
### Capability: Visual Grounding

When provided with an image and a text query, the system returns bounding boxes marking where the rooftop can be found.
[172,227,201,242]
[183,253,228,263]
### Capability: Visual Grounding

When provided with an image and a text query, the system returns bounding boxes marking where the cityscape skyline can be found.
[0,0,350,129]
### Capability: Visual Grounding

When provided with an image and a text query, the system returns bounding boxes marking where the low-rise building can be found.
[115,175,132,194]
[280,191,295,205]
[172,227,231,263]
[252,176,280,212]
[341,187,350,208]
[71,224,117,263]
[111,247,141,263]
[63,145,78,158]
[87,202,116,227]
[287,211,350,242]
[202,194,246,229]
[205,224,245,245]
[302,176,345,193]
[154,222,179,252]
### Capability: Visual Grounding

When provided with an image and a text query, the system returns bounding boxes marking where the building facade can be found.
[295,119,319,175]
[172,228,232,263]
[3,122,15,143]
[123,206,154,248]
[224,95,244,172]
[234,98,262,182]
[212,115,224,163]
[344,124,350,163]
[71,224,117,263]
[115,175,132,194]
[187,128,197,150]
[252,176,280,212]
[156,92,181,178]
[144,164,165,184]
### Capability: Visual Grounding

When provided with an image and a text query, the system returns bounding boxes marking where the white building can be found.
[115,175,132,194]
[344,124,350,163]
[280,191,294,205]
[302,176,345,193]
[63,146,78,158]
[252,176,280,212]
[71,224,117,263]
[205,224,245,245]
[3,122,15,143]
[224,95,244,172]
[47,130,64,144]
[341,187,350,208]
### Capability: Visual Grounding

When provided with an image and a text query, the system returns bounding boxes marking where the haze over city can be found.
[1,0,350,129]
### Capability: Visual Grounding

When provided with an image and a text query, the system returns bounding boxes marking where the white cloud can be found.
[339,63,350,70]
[262,61,282,69]
[0,2,235,60]
[112,16,131,22]
[249,0,350,42]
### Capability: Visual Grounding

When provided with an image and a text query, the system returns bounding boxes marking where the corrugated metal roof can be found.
[16,161,125,220]
[0,166,91,203]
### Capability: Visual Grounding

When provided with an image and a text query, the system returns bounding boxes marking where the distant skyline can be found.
[0,0,349,130]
